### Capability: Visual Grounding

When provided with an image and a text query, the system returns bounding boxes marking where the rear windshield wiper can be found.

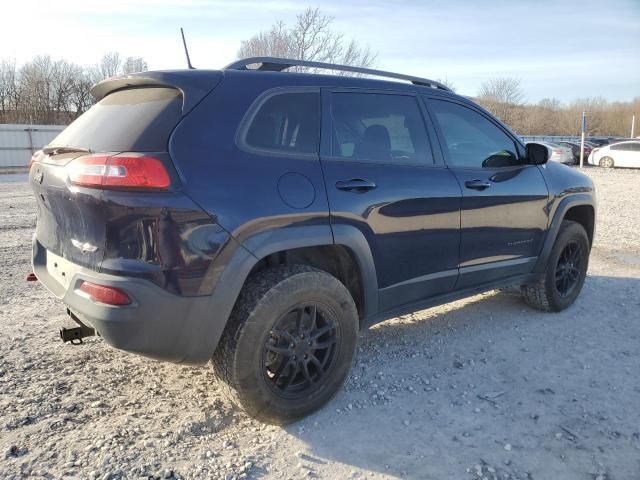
[43,145,92,156]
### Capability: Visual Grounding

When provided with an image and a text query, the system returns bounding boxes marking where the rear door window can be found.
[244,92,320,155]
[330,93,433,164]
[50,87,182,152]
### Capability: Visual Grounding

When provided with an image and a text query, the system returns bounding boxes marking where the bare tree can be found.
[239,21,295,59]
[476,77,525,128]
[435,77,456,92]
[0,59,18,120]
[98,52,122,80]
[478,77,524,105]
[237,7,377,72]
[50,60,77,115]
[18,56,55,123]
[122,56,148,74]
[69,68,96,118]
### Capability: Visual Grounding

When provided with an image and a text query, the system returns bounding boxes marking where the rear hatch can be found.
[30,72,222,273]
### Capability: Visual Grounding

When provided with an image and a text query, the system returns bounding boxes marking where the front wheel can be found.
[521,220,590,312]
[212,265,358,424]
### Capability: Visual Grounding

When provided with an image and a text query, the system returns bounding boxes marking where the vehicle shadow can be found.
[283,274,640,479]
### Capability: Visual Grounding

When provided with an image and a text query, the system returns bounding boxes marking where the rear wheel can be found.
[212,265,358,424]
[599,156,614,168]
[521,220,589,312]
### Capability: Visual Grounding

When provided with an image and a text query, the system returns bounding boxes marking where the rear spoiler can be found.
[91,70,223,114]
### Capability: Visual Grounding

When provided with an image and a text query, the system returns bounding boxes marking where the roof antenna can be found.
[180,28,195,69]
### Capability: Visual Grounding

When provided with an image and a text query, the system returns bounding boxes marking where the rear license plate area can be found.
[46,251,81,290]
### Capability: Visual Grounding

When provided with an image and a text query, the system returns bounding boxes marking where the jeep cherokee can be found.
[29,57,596,424]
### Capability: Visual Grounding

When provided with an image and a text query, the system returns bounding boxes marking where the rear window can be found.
[49,87,182,152]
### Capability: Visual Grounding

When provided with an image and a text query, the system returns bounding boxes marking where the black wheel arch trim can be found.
[194,224,379,364]
[241,224,378,320]
[331,224,379,320]
[533,194,595,274]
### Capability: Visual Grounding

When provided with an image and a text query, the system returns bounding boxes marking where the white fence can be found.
[0,124,65,168]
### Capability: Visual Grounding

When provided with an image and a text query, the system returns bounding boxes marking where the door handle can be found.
[335,179,377,192]
[465,179,492,190]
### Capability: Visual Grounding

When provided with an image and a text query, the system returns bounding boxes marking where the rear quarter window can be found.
[243,92,320,155]
[50,87,182,152]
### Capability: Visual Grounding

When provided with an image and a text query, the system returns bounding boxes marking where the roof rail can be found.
[224,57,452,91]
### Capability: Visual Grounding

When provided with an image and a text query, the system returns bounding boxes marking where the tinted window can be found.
[331,93,432,164]
[245,92,319,154]
[429,100,519,168]
[612,143,639,151]
[50,88,182,152]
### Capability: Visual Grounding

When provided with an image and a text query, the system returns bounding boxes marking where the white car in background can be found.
[526,141,574,165]
[588,141,640,168]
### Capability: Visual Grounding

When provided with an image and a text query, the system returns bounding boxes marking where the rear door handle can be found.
[465,179,491,190]
[335,179,377,192]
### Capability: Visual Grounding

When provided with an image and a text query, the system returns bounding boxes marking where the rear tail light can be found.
[29,150,43,171]
[68,154,170,190]
[553,149,562,155]
[79,281,131,306]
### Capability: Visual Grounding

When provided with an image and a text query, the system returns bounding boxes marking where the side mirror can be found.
[482,151,519,168]
[526,143,549,165]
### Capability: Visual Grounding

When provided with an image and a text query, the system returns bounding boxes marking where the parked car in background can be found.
[527,141,574,165]
[588,141,640,168]
[558,141,593,163]
[588,137,628,147]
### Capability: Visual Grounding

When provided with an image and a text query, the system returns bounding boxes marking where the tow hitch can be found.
[60,309,95,345]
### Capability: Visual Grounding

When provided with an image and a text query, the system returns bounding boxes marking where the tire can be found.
[521,220,590,312]
[212,265,358,424]
[599,156,614,168]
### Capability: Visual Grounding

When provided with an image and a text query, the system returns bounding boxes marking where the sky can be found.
[1,0,639,103]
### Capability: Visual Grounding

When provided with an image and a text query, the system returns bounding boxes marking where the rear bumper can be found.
[32,238,222,364]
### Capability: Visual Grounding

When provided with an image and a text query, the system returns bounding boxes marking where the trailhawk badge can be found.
[71,239,98,253]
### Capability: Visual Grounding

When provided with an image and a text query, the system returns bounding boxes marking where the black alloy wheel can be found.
[263,303,339,398]
[212,265,358,424]
[554,241,582,297]
[521,220,590,312]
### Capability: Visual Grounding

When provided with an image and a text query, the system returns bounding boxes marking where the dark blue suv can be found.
[29,57,596,423]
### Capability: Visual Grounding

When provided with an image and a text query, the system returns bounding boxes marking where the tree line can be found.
[475,77,638,137]
[0,53,147,125]
[1,6,637,137]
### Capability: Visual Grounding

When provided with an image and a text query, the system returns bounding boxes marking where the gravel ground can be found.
[1,167,639,480]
